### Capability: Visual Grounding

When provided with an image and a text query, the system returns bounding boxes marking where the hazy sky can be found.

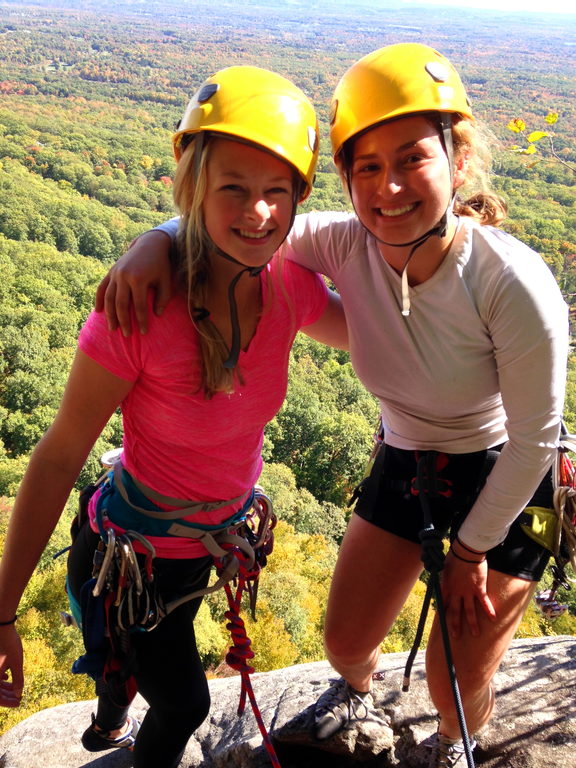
[408,0,574,13]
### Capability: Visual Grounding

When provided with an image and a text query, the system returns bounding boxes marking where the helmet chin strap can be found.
[216,256,265,371]
[346,182,452,316]
[193,132,301,369]
[218,190,300,370]
[346,113,455,317]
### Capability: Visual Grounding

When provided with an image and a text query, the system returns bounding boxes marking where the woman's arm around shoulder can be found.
[302,290,348,350]
[287,210,361,278]
[95,228,175,336]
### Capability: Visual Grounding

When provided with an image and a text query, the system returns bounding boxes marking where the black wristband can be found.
[456,536,487,556]
[450,548,486,565]
[0,615,17,626]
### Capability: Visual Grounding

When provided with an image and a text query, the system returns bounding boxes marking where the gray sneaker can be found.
[312,678,382,740]
[428,732,477,768]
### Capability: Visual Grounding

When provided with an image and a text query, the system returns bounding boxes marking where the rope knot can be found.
[224,610,255,671]
[419,526,445,573]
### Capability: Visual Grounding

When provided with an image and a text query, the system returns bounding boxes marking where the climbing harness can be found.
[529,427,576,619]
[347,420,385,513]
[65,454,282,766]
[402,451,476,768]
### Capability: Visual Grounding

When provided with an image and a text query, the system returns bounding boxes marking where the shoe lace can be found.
[315,680,351,717]
[317,681,386,726]
[433,738,466,768]
[347,690,372,721]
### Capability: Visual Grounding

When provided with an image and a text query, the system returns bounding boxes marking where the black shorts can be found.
[354,444,552,582]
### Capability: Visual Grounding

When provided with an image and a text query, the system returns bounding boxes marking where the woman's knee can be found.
[171,688,211,732]
[133,690,210,768]
[324,527,421,660]
[323,603,378,661]
[324,631,368,666]
[135,650,211,733]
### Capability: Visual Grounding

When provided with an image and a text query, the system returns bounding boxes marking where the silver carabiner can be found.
[250,490,276,549]
[92,527,116,597]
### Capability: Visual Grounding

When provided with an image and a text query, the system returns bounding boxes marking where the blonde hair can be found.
[172,138,239,399]
[451,116,507,226]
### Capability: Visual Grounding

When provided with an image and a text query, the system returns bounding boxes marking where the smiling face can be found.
[348,115,460,249]
[202,137,296,269]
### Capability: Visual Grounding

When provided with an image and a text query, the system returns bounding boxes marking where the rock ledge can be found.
[0,636,575,767]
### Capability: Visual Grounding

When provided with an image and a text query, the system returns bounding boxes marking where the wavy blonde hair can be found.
[172,138,240,398]
[452,116,507,226]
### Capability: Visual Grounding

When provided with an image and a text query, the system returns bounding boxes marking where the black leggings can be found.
[67,522,213,768]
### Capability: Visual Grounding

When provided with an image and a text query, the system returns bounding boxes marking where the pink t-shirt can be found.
[79,257,328,557]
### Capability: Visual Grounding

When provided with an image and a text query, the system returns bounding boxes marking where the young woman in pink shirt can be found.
[0,66,346,768]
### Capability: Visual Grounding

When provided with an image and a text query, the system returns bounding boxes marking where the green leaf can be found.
[527,130,549,143]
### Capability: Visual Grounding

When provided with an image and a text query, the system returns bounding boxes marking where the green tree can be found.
[266,346,378,506]
[259,462,347,544]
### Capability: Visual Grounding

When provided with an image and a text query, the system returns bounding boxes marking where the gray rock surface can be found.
[0,636,574,767]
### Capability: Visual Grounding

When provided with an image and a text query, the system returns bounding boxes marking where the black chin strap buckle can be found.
[192,307,210,321]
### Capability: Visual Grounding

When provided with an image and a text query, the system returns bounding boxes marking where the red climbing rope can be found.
[216,546,282,768]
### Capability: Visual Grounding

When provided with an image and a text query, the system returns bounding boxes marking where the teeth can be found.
[378,204,415,217]
[239,229,269,239]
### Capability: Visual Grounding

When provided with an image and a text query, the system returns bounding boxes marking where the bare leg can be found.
[324,514,423,692]
[426,569,536,738]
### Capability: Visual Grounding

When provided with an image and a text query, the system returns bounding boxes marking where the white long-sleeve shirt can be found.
[286,212,569,551]
[156,212,569,551]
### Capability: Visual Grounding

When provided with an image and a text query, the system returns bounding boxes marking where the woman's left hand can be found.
[441,550,497,637]
[94,230,173,336]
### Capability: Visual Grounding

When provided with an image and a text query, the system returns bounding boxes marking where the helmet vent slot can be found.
[197,83,219,103]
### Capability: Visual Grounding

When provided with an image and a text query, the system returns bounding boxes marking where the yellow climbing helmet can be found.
[330,43,474,159]
[173,65,319,201]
